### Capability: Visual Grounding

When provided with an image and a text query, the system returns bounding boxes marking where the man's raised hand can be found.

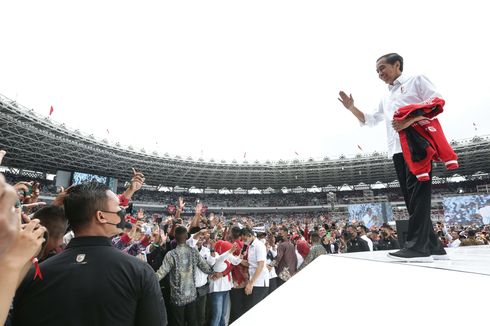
[338,91,355,111]
[129,168,145,192]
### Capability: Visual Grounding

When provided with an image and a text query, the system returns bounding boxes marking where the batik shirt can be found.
[299,244,326,270]
[156,243,213,306]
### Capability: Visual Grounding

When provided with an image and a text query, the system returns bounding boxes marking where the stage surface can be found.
[233,246,490,325]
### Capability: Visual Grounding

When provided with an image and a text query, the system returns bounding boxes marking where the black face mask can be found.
[104,209,126,230]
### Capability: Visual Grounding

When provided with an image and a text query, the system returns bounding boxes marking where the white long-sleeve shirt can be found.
[207,251,242,293]
[187,235,212,288]
[362,74,442,158]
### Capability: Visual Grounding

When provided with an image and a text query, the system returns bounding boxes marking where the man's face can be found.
[376,58,401,85]
[103,190,124,236]
[243,234,253,245]
[348,227,356,237]
[278,228,286,238]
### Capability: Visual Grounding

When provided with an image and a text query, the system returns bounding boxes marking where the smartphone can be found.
[25,185,33,196]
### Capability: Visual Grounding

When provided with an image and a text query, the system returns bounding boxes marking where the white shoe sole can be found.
[387,252,434,263]
[431,254,450,261]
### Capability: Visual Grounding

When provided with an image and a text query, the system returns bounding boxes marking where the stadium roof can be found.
[1,94,490,189]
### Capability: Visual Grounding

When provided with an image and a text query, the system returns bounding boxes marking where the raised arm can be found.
[338,91,366,123]
[120,168,145,203]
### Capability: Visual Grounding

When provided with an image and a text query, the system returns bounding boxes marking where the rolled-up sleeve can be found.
[362,100,385,127]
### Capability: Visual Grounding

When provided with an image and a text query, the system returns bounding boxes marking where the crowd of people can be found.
[1,147,489,326]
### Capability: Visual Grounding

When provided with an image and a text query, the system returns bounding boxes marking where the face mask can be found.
[106,209,126,230]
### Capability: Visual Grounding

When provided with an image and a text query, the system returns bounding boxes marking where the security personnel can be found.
[12,182,167,326]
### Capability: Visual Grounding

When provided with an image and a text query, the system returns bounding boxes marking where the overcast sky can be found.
[1,0,489,162]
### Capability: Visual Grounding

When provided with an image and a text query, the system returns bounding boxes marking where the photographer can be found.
[377,227,400,251]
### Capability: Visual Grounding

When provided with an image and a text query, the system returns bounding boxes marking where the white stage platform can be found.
[233,246,490,325]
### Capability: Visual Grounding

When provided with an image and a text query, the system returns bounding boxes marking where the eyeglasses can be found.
[100,208,126,219]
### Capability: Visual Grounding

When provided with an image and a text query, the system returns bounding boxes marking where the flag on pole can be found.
[357,144,363,151]
[243,152,247,159]
[49,106,54,116]
[106,129,110,134]
[473,122,478,132]
[294,151,299,156]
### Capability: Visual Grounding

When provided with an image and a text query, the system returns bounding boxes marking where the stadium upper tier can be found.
[1,94,489,189]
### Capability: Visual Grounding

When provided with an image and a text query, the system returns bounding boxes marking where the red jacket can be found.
[394,97,458,181]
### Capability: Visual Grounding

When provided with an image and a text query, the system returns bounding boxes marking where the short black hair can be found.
[358,225,368,233]
[62,182,110,232]
[175,226,189,244]
[240,227,254,237]
[175,226,188,237]
[231,226,242,240]
[377,53,404,72]
[310,231,320,242]
[33,205,67,238]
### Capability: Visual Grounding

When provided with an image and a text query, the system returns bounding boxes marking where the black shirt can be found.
[13,236,167,326]
[346,236,370,253]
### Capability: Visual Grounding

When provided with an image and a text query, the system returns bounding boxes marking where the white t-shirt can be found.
[208,252,242,293]
[361,234,374,251]
[296,250,304,270]
[267,248,278,279]
[247,238,269,287]
[448,238,461,248]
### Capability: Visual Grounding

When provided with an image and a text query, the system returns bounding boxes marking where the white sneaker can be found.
[431,254,450,261]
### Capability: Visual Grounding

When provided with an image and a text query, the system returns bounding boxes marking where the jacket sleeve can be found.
[275,243,285,265]
[136,264,168,326]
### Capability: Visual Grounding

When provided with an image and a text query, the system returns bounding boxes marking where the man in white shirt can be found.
[240,227,269,312]
[339,53,447,262]
[447,231,461,248]
[186,230,212,326]
[362,207,374,228]
[357,225,373,251]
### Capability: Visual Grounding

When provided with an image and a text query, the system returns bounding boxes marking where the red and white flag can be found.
[357,144,363,151]
[49,106,54,116]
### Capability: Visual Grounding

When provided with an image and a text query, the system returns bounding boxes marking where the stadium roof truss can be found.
[1,94,490,190]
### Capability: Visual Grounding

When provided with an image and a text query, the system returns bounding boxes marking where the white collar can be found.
[388,74,406,91]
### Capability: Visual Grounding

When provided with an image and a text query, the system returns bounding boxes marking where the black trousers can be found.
[195,291,207,326]
[229,288,245,324]
[171,300,198,326]
[268,277,279,295]
[245,286,268,313]
[393,153,444,255]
